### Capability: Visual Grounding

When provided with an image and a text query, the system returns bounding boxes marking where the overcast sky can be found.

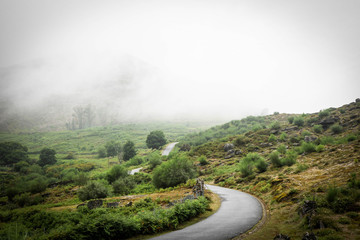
[0,0,359,121]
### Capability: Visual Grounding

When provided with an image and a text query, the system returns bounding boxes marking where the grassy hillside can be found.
[185,100,360,239]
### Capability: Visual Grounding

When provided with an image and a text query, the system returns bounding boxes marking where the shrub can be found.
[268,134,277,142]
[319,109,330,118]
[152,154,196,188]
[146,131,167,149]
[270,121,281,130]
[301,142,316,154]
[14,161,30,173]
[38,148,56,167]
[106,165,128,184]
[148,151,162,169]
[255,158,268,173]
[326,186,339,203]
[313,124,323,133]
[74,172,89,186]
[316,144,325,152]
[0,141,29,166]
[105,141,122,157]
[277,144,287,154]
[97,147,106,158]
[78,181,109,201]
[198,155,208,166]
[293,117,305,127]
[234,135,249,146]
[288,116,294,124]
[330,124,343,134]
[347,134,357,142]
[64,152,76,159]
[281,150,297,166]
[279,132,287,142]
[28,176,48,193]
[238,161,254,177]
[269,151,281,167]
[112,177,135,195]
[123,140,136,161]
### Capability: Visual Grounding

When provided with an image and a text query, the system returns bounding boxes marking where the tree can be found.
[146,130,166,149]
[0,142,29,166]
[38,148,56,167]
[123,140,136,161]
[78,181,109,201]
[105,141,121,157]
[106,165,128,184]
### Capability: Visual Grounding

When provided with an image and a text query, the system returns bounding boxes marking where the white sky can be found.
[0,0,359,121]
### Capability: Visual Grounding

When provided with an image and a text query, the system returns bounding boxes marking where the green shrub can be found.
[319,109,331,118]
[316,144,325,152]
[0,141,29,166]
[326,186,339,203]
[234,135,249,146]
[112,178,135,195]
[346,134,357,142]
[279,132,287,142]
[148,151,162,169]
[293,117,305,127]
[330,124,343,134]
[38,148,56,167]
[152,154,196,188]
[78,181,109,201]
[74,172,89,186]
[255,158,268,173]
[301,142,316,154]
[294,163,308,173]
[97,147,106,158]
[105,140,122,157]
[281,150,298,166]
[14,161,30,173]
[320,136,335,145]
[348,173,360,189]
[28,176,48,194]
[277,144,287,154]
[288,116,294,124]
[270,121,281,130]
[269,151,281,167]
[125,156,144,167]
[313,124,323,133]
[123,140,136,161]
[64,152,76,159]
[106,165,128,184]
[198,155,208,166]
[146,130,167,149]
[238,161,254,177]
[268,134,277,142]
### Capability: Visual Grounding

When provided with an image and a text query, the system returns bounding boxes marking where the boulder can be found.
[274,234,291,240]
[87,200,103,209]
[302,232,317,240]
[319,116,340,129]
[223,143,234,152]
[304,136,317,142]
[235,150,242,155]
[106,202,120,208]
[126,201,133,207]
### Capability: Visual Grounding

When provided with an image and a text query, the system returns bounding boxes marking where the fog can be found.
[0,0,360,130]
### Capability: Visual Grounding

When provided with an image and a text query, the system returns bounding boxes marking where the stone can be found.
[299,200,317,216]
[274,234,291,240]
[304,136,317,142]
[223,143,234,152]
[126,201,133,207]
[356,98,360,103]
[224,153,235,159]
[106,202,120,208]
[235,150,242,155]
[302,232,317,240]
[319,116,340,129]
[87,200,103,209]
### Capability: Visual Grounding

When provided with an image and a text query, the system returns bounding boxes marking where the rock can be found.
[299,200,317,216]
[283,126,299,132]
[270,130,278,134]
[260,142,272,147]
[319,116,340,129]
[302,232,317,240]
[182,195,195,202]
[106,202,120,208]
[356,98,360,103]
[274,234,291,240]
[223,143,234,152]
[87,200,103,209]
[304,136,317,142]
[77,203,86,209]
[126,201,133,207]
[235,150,242,155]
[224,153,235,159]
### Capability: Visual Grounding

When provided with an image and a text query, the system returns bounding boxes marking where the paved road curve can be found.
[150,185,262,240]
[161,142,179,156]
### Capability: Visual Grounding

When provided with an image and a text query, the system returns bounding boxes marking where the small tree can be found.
[105,141,121,157]
[0,142,29,166]
[38,148,56,167]
[78,181,109,201]
[123,140,136,161]
[146,131,167,149]
[106,165,128,184]
[293,117,305,127]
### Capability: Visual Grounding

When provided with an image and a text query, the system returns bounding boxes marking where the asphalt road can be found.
[150,184,263,240]
[161,142,179,156]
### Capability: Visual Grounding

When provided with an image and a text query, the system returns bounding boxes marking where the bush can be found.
[277,144,287,154]
[316,144,325,152]
[279,132,287,142]
[269,151,281,167]
[112,177,135,195]
[268,134,277,142]
[123,140,136,161]
[234,135,249,146]
[270,121,281,130]
[288,116,294,124]
[326,186,339,203]
[198,155,208,166]
[28,176,48,193]
[281,150,297,166]
[313,124,323,133]
[347,134,357,142]
[105,141,122,157]
[38,148,56,167]
[14,160,30,173]
[64,152,76,159]
[293,117,305,127]
[106,165,128,184]
[78,181,109,201]
[301,142,316,154]
[148,151,162,169]
[330,124,343,134]
[152,154,196,188]
[238,161,253,177]
[0,142,29,166]
[97,147,106,158]
[255,158,268,173]
[319,109,330,118]
[146,131,167,149]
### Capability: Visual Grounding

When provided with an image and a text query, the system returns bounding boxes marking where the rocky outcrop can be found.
[87,199,103,209]
[319,116,340,129]
[223,143,234,152]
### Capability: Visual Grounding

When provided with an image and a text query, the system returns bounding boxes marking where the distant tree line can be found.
[66,104,96,130]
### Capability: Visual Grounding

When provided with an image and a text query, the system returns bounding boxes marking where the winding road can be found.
[161,142,179,156]
[150,184,263,240]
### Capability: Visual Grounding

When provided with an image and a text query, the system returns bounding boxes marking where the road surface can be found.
[162,142,179,156]
[150,184,263,240]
